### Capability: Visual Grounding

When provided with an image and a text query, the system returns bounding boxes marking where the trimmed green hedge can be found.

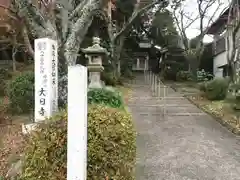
[20,105,136,180]
[205,78,229,100]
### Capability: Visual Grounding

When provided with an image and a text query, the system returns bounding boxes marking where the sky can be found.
[171,0,230,43]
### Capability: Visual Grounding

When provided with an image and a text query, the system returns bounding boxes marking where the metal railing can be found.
[144,69,167,116]
[129,70,206,117]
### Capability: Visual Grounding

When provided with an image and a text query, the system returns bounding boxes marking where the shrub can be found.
[101,71,124,86]
[0,69,11,96]
[8,71,34,113]
[176,71,193,81]
[205,77,229,100]
[197,69,213,82]
[198,82,206,92]
[0,68,11,79]
[20,105,136,180]
[88,88,124,108]
[0,78,6,96]
[101,72,117,86]
[227,83,240,110]
[122,68,134,79]
[163,68,177,81]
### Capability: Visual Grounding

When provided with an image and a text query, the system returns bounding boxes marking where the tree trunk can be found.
[117,60,121,75]
[64,1,100,66]
[12,51,17,72]
[188,56,200,80]
[12,35,17,72]
[113,34,125,76]
[21,25,34,58]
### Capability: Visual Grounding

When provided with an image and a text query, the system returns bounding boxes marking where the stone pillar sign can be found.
[34,38,58,122]
[82,37,108,88]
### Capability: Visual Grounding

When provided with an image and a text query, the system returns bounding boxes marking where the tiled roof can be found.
[206,8,229,35]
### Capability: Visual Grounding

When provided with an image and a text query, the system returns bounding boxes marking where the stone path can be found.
[128,77,240,180]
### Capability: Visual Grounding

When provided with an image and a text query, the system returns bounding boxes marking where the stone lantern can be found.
[82,37,108,88]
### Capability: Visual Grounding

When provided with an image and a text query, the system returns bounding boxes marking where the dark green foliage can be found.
[176,71,193,81]
[197,69,213,82]
[0,78,6,96]
[205,78,229,100]
[8,71,34,113]
[20,105,136,180]
[121,68,135,79]
[88,88,124,108]
[101,71,123,86]
[0,68,11,96]
[101,72,116,86]
[163,68,177,80]
[151,9,179,48]
[227,83,240,110]
[198,43,213,74]
[0,68,11,79]
[163,61,186,80]
[176,70,213,82]
[198,82,206,92]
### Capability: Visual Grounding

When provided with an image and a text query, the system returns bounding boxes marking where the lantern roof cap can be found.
[82,37,108,55]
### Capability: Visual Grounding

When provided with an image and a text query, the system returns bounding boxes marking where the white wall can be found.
[212,30,227,78]
[213,51,227,77]
[212,13,240,78]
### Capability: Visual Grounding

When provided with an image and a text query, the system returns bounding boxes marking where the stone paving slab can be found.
[128,80,240,180]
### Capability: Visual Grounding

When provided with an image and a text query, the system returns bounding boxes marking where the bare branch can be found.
[14,0,56,38]
[70,0,88,20]
[183,14,200,30]
[202,1,224,31]
[113,0,166,42]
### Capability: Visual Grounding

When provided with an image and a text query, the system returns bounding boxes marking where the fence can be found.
[0,60,12,68]
[142,70,205,117]
[144,70,167,116]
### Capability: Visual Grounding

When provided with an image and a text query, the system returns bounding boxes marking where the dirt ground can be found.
[0,124,24,176]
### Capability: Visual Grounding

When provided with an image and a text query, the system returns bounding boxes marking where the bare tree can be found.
[8,0,167,105]
[172,0,225,75]
[107,0,168,75]
[10,0,167,75]
[0,2,34,69]
[226,0,240,83]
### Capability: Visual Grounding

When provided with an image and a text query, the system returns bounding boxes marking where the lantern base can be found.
[89,71,103,88]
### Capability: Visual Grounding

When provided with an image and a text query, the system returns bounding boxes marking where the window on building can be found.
[138,57,143,69]
[223,65,228,77]
[215,36,226,55]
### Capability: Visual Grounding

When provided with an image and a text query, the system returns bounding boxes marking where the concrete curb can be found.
[170,84,240,136]
[186,95,240,136]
